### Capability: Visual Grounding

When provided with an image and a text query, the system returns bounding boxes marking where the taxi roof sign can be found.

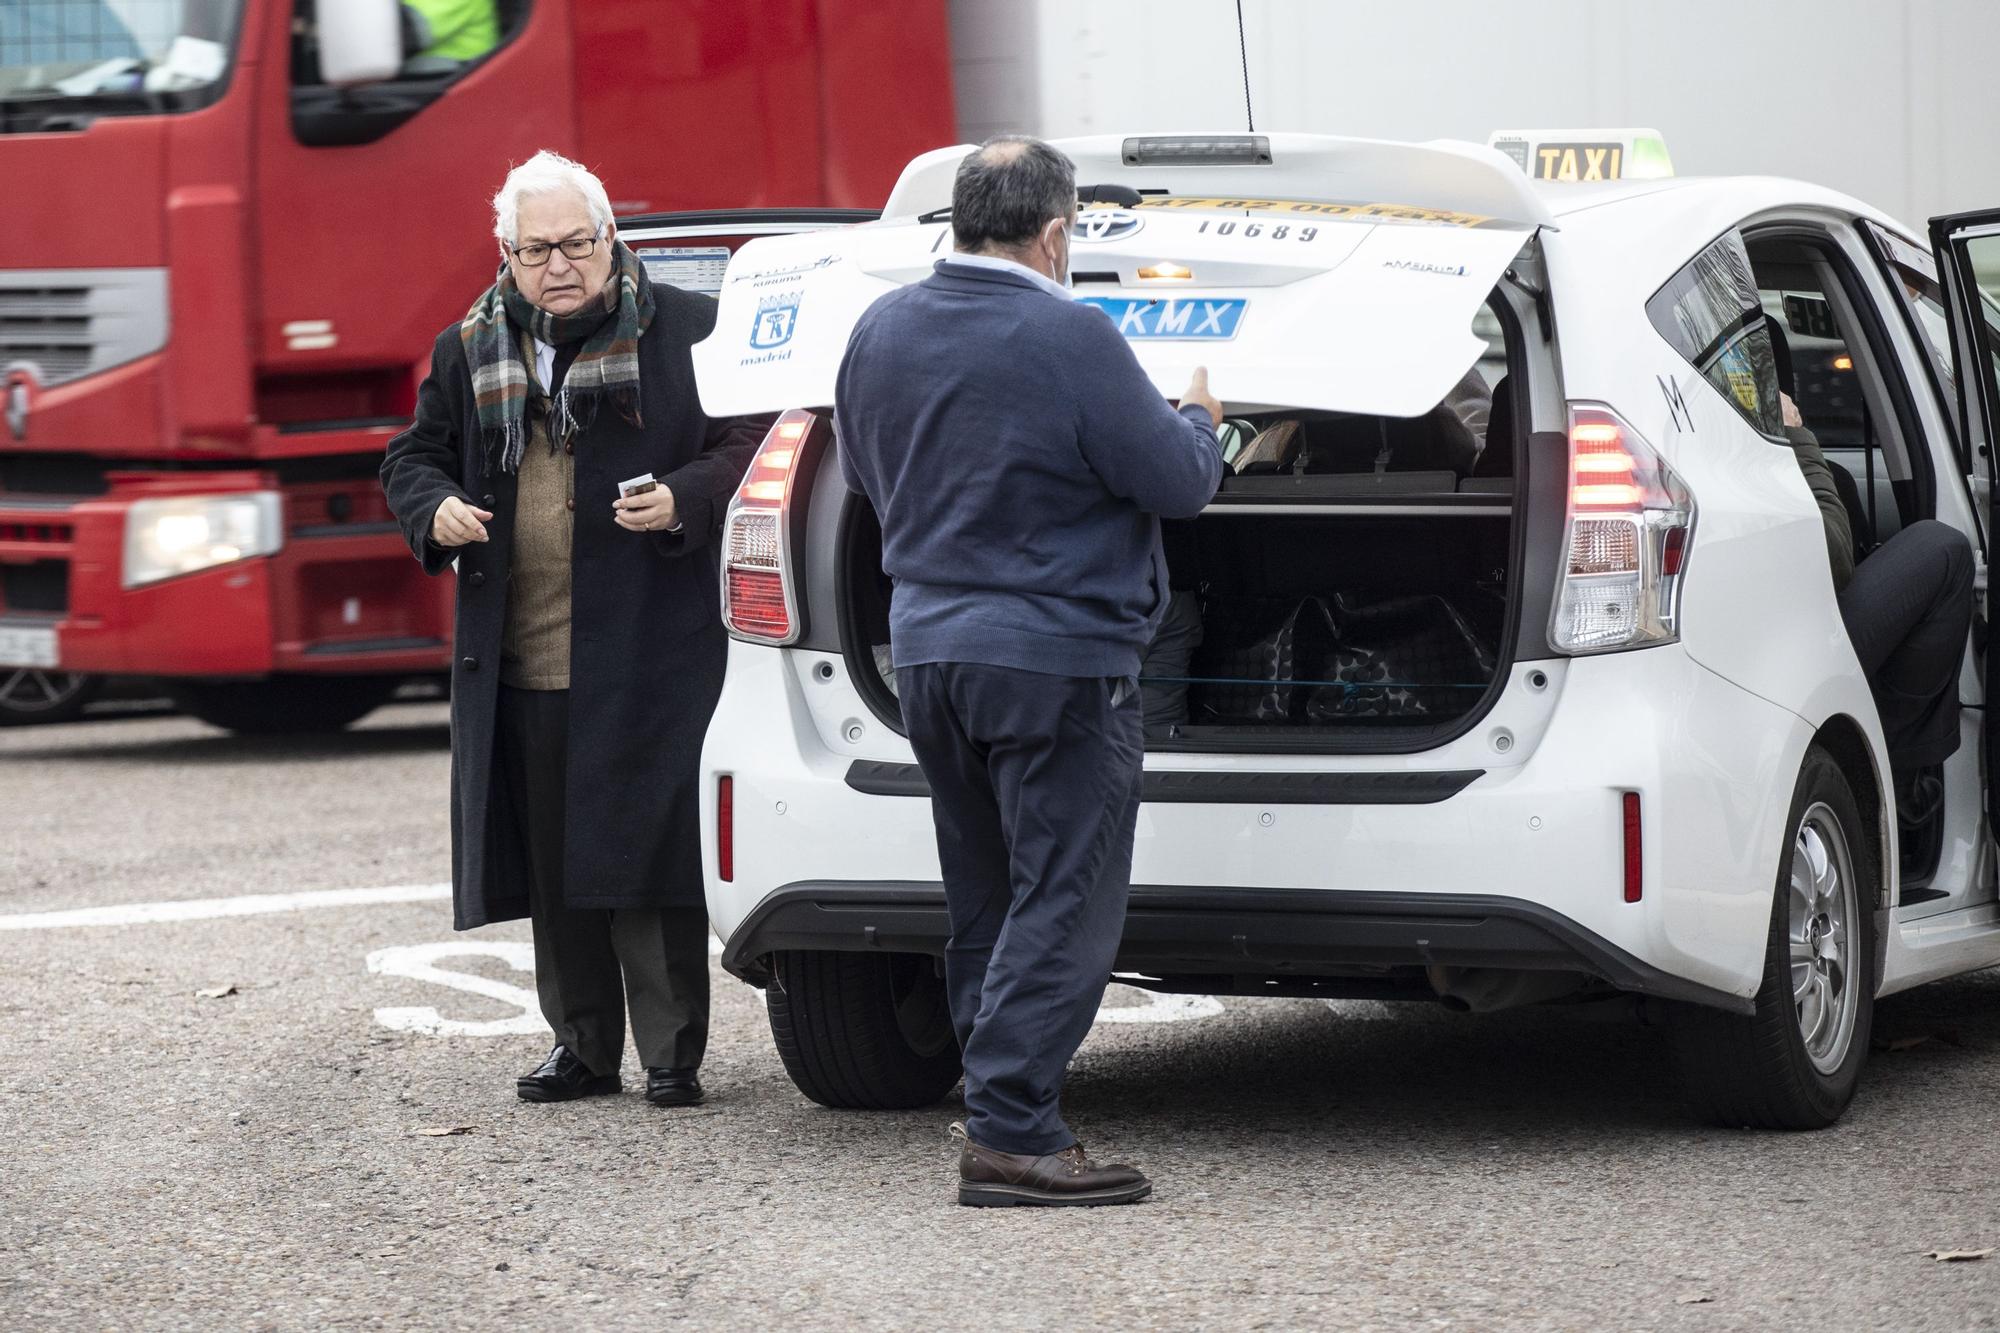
[1486,129,1674,183]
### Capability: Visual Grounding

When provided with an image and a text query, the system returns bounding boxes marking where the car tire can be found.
[1668,745,1877,1129]
[767,950,963,1110]
[0,668,100,726]
[170,676,399,735]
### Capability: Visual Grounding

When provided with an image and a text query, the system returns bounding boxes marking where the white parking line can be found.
[0,883,452,930]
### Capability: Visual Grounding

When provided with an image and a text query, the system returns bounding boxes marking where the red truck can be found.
[0,0,953,727]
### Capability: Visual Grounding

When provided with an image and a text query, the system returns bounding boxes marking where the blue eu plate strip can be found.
[1080,297,1246,339]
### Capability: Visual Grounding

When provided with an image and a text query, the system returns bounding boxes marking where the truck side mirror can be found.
[315,0,402,87]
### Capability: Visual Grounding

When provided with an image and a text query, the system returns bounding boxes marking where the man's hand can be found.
[431,495,493,547]
[1780,390,1804,430]
[1180,366,1223,428]
[614,485,679,534]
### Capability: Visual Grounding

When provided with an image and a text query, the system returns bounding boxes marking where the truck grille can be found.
[0,268,168,389]
[0,521,74,543]
[1,562,67,615]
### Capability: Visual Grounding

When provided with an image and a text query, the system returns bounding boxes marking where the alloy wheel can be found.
[1789,801,1861,1075]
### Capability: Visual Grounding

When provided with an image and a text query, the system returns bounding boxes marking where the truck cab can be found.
[0,0,952,728]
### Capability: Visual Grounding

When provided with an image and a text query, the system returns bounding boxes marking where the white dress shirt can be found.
[945,251,1072,301]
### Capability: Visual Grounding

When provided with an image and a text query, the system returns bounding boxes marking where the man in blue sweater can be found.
[835,136,1224,1207]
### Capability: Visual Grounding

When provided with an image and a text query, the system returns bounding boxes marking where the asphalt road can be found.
[5,705,2000,1330]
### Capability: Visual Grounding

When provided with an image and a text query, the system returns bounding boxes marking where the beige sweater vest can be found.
[499,340,575,691]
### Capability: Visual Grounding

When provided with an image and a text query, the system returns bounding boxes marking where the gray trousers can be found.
[498,686,710,1076]
[1836,519,1975,777]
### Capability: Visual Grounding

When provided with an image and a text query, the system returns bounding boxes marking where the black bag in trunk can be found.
[1305,592,1498,722]
[1186,595,1339,724]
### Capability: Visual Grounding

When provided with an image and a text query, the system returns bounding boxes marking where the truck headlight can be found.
[123,492,283,589]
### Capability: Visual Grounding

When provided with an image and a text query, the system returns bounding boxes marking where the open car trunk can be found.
[808,211,1545,758]
[839,385,1527,757]
[1144,510,1512,751]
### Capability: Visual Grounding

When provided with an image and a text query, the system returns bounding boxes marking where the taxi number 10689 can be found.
[1195,220,1320,242]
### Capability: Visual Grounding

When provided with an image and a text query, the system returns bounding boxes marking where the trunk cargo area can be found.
[1147,511,1512,750]
[842,504,1517,755]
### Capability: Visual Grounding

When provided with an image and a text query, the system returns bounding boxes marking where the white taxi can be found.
[641,131,2000,1128]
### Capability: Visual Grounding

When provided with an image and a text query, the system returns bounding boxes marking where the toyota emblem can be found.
[1073,210,1145,243]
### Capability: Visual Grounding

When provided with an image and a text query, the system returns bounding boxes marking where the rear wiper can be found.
[1077,184,1143,207]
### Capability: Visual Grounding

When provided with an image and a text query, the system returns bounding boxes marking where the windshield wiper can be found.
[0,85,174,132]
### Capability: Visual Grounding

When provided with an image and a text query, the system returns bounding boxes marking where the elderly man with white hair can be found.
[382,150,767,1108]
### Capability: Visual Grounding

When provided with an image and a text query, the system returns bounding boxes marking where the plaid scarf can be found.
[460,238,655,474]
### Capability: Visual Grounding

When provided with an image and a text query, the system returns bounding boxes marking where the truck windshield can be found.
[0,0,243,101]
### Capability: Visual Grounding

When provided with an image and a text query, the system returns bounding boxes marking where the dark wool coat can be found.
[381,283,765,928]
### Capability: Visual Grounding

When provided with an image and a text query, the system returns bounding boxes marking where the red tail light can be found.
[1571,419,1644,510]
[721,408,820,645]
[1622,791,1643,903]
[1551,404,1695,653]
[718,775,734,882]
[725,568,790,638]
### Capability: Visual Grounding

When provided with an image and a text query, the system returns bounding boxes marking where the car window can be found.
[1861,223,1958,409]
[288,0,527,147]
[1862,219,2000,477]
[1757,287,1865,446]
[1646,232,1785,437]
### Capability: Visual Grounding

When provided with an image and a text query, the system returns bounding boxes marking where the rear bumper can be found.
[706,640,1816,1008]
[721,880,1753,1013]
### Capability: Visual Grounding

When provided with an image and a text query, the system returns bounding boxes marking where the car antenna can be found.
[1235,0,1255,132]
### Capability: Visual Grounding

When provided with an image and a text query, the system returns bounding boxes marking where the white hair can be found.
[491,150,614,248]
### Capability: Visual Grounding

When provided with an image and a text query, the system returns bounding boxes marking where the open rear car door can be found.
[1927,210,2000,848]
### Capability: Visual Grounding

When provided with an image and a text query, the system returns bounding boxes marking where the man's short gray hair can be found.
[491,150,614,248]
[951,135,1076,254]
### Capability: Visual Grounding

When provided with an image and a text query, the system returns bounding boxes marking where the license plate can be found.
[1081,297,1246,340]
[0,624,58,668]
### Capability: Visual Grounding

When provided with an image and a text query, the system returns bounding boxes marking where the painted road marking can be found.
[0,882,453,930]
[1096,990,1225,1023]
[0,883,727,959]
[368,942,547,1038]
[367,949,1228,1038]
[0,884,1231,1032]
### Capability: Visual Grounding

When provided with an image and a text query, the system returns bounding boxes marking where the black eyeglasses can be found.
[509,232,602,268]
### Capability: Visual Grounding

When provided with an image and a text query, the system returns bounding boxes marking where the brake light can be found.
[721,408,820,645]
[718,775,734,882]
[1550,404,1694,653]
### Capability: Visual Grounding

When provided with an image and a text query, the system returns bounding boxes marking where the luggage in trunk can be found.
[1142,512,1514,750]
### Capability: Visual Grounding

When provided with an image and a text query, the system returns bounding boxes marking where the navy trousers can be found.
[1837,519,1975,775]
[897,662,1144,1157]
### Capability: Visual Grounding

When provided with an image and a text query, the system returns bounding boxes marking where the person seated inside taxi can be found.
[1768,316,1974,838]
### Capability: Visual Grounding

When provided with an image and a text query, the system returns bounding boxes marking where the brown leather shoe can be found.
[952,1123,1152,1207]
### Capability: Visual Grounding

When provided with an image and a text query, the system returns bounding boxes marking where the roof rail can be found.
[881,131,1558,230]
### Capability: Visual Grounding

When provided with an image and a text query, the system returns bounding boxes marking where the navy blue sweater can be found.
[835,260,1223,678]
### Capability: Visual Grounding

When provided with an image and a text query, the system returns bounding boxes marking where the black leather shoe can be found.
[516,1045,621,1103]
[644,1067,704,1107]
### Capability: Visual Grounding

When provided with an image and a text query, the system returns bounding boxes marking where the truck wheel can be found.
[171,676,398,735]
[767,951,963,1110]
[1668,746,1877,1129]
[0,669,99,725]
